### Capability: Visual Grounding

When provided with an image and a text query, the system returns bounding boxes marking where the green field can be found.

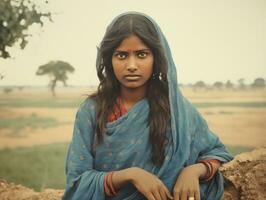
[0,143,254,191]
[0,143,68,191]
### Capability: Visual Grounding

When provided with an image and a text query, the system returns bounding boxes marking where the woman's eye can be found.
[116,53,127,59]
[138,52,148,58]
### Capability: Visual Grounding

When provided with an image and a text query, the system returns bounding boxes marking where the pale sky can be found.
[0,0,265,86]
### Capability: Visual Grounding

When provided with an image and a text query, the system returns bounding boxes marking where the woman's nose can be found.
[126,56,138,72]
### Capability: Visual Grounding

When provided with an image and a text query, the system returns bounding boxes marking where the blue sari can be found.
[62,12,233,200]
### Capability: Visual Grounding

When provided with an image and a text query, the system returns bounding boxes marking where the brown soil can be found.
[0,108,75,149]
[0,180,63,200]
[0,148,265,200]
[222,148,266,200]
[0,125,73,149]
[199,107,266,147]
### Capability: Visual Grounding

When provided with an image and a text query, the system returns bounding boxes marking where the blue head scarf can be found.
[62,11,233,200]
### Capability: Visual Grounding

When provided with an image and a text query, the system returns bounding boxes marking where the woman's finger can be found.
[146,192,156,200]
[180,189,188,200]
[152,190,162,200]
[195,189,200,200]
[188,189,195,200]
[173,189,180,200]
[162,184,173,200]
[158,186,167,200]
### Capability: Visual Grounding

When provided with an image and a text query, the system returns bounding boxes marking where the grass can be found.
[0,143,69,191]
[0,143,254,191]
[0,113,64,134]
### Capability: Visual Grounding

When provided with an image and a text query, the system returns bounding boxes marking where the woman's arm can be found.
[111,167,133,190]
[187,163,207,178]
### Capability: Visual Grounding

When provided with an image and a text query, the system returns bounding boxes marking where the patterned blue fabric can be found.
[62,11,233,200]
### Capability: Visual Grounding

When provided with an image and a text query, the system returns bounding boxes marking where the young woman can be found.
[62,12,233,200]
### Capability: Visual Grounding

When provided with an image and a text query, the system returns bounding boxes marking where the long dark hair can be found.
[90,13,170,166]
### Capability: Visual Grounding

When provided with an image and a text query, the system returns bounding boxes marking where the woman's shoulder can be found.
[80,96,97,109]
[76,97,97,118]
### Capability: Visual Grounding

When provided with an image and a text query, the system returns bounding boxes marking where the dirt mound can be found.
[0,180,64,200]
[222,147,266,200]
[0,148,265,200]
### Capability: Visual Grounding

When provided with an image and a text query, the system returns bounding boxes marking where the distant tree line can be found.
[191,78,266,91]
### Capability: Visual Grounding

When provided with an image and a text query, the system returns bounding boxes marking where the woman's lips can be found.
[124,75,141,81]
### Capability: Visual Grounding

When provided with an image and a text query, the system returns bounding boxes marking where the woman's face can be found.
[112,34,154,91]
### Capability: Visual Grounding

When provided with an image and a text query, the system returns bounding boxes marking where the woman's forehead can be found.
[117,34,148,48]
[114,34,151,51]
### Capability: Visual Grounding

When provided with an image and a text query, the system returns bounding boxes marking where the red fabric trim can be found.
[104,97,127,196]
[108,97,128,123]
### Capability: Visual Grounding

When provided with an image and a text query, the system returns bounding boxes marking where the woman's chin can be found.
[121,82,147,90]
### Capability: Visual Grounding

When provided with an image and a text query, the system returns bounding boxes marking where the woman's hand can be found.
[129,167,173,200]
[173,163,206,200]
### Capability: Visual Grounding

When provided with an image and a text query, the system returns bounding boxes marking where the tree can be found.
[194,81,206,88]
[0,73,4,80]
[3,87,13,94]
[238,78,246,90]
[193,80,206,91]
[225,80,234,89]
[0,0,52,58]
[251,77,265,88]
[213,81,223,90]
[36,61,75,96]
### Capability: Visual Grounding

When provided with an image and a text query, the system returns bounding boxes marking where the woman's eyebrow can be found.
[114,48,151,53]
[113,50,127,54]
[135,49,151,52]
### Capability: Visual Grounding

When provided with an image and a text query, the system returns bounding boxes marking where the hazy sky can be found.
[0,0,265,86]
